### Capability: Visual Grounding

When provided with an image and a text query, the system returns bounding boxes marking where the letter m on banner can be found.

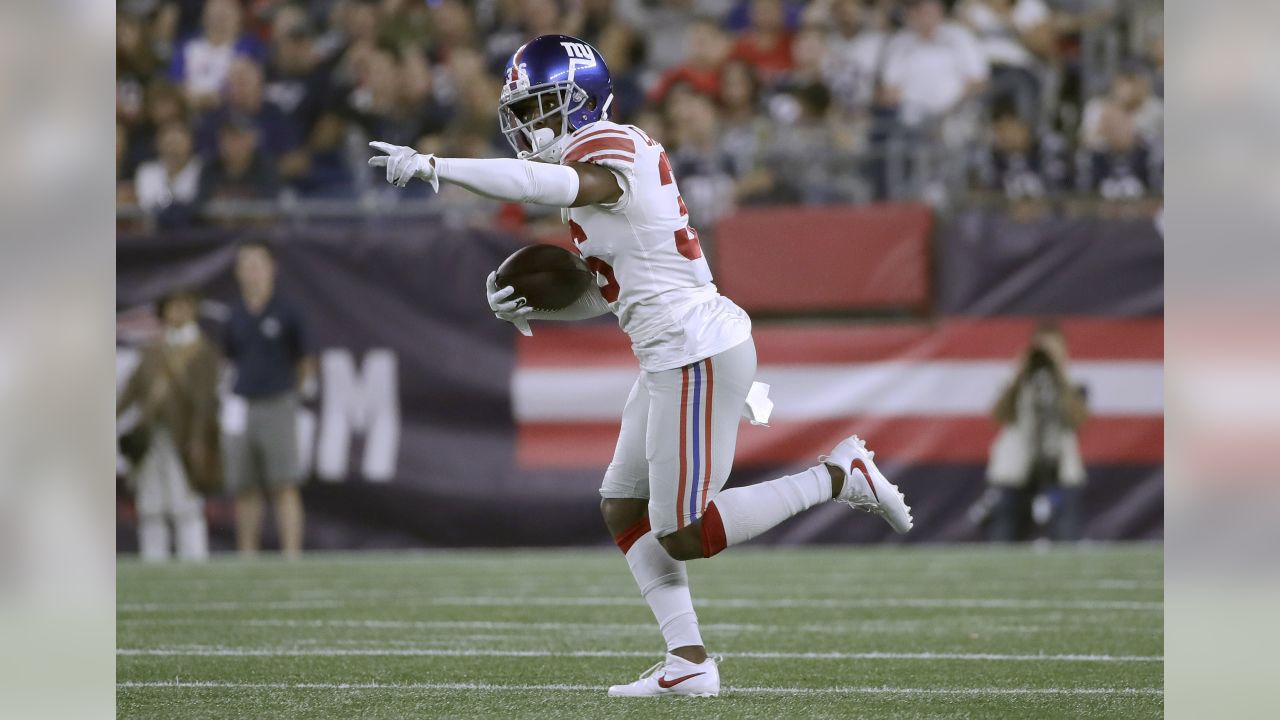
[560,41,596,81]
[318,349,400,482]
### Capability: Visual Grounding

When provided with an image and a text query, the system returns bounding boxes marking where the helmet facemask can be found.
[499,82,587,163]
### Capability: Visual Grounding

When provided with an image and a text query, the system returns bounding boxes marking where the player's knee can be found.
[600,497,646,536]
[656,527,702,561]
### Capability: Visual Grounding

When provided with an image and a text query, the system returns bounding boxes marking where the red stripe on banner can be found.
[516,416,1163,468]
[676,366,690,529]
[701,359,714,513]
[516,319,1163,367]
[565,137,636,163]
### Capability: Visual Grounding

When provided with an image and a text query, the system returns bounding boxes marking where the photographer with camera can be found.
[981,321,1088,541]
[117,287,222,561]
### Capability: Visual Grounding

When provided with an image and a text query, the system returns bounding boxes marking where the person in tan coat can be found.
[984,321,1088,541]
[117,288,222,561]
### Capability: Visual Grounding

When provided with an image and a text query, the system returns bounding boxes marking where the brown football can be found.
[495,243,595,311]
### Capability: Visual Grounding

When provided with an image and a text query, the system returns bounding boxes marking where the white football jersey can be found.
[560,120,752,372]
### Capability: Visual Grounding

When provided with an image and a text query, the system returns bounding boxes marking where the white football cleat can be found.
[607,653,720,698]
[822,435,913,534]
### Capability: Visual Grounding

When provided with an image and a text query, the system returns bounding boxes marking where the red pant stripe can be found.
[676,366,690,528]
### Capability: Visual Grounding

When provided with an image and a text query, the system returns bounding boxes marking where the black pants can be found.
[987,460,1083,542]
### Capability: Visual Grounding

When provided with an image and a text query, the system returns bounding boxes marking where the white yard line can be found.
[120,617,1161,635]
[116,596,1162,613]
[117,600,341,612]
[118,680,1163,696]
[429,596,1164,611]
[117,647,1163,663]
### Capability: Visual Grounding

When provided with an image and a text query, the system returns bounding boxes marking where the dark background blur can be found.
[115,0,1163,552]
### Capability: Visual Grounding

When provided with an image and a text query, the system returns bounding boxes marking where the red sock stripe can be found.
[613,517,652,554]
[700,359,714,514]
[677,366,690,529]
[700,502,728,558]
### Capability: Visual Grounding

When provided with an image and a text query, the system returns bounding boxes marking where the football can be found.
[495,243,595,310]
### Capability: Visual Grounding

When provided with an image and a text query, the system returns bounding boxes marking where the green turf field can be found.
[117,544,1162,719]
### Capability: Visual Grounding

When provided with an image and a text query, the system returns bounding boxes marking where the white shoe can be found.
[607,653,720,697]
[822,435,914,534]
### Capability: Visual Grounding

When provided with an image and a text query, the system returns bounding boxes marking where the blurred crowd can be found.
[116,0,1164,226]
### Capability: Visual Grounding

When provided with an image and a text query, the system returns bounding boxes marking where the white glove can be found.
[367,141,439,190]
[486,271,533,337]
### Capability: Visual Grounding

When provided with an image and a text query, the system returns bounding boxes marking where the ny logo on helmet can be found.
[560,41,596,81]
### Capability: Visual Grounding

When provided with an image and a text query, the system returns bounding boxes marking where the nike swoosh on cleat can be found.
[657,672,706,689]
[851,458,878,500]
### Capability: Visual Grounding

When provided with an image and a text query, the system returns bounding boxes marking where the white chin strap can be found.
[519,127,565,163]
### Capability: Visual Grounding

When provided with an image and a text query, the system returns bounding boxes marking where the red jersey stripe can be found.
[565,136,636,163]
[568,127,631,146]
[570,153,635,165]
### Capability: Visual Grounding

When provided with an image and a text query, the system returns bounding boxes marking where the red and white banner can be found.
[515,318,1162,468]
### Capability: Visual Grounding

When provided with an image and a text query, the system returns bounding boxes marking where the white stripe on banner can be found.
[513,361,1163,422]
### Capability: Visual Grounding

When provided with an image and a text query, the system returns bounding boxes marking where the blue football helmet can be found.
[499,34,614,163]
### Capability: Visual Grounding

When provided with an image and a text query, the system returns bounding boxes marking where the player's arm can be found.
[368,142,621,207]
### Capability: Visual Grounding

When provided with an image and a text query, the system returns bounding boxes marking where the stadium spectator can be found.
[766,82,863,203]
[717,59,777,204]
[134,122,205,227]
[781,26,830,90]
[972,103,1069,204]
[340,46,438,149]
[822,0,891,116]
[326,0,384,90]
[117,287,221,562]
[441,47,504,152]
[200,116,280,202]
[222,241,316,559]
[1080,63,1163,152]
[424,0,481,56]
[648,17,729,106]
[1077,102,1158,202]
[957,0,1056,127]
[198,58,307,180]
[117,11,157,130]
[668,91,738,226]
[121,80,191,182]
[880,0,989,129]
[628,0,729,74]
[118,124,136,206]
[729,0,796,85]
[723,0,805,32]
[594,22,647,122]
[984,322,1087,542]
[263,4,330,140]
[168,0,267,112]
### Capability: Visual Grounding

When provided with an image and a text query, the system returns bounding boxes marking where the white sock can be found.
[174,511,209,561]
[710,466,831,547]
[625,531,704,651]
[138,515,170,561]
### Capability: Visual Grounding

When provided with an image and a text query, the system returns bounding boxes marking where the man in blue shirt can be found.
[222,240,316,557]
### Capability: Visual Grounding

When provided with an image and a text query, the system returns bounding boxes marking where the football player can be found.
[369,34,913,698]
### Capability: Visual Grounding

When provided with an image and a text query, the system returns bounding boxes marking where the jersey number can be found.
[571,152,707,301]
[571,220,620,303]
[658,151,704,261]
